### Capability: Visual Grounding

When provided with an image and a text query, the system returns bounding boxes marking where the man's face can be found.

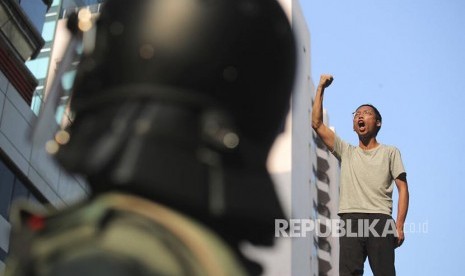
[352,106,380,137]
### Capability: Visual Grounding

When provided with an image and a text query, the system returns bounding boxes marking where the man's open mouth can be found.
[358,120,366,131]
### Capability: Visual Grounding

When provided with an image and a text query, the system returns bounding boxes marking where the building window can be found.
[317,203,331,218]
[0,0,46,104]
[42,21,57,42]
[26,57,50,79]
[0,162,15,219]
[0,159,46,222]
[318,237,331,253]
[0,246,7,262]
[316,170,330,185]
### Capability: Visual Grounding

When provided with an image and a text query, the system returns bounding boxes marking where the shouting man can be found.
[311,74,409,276]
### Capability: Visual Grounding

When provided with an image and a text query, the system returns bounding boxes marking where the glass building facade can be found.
[26,0,62,114]
[0,1,89,272]
[26,0,105,115]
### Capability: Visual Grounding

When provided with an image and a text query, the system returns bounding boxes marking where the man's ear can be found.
[376,120,382,127]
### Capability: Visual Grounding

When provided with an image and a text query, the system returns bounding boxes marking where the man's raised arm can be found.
[311,74,335,151]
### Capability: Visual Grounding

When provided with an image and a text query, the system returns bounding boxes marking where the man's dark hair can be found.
[356,104,382,134]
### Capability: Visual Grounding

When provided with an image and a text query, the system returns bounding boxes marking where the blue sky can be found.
[301,0,465,275]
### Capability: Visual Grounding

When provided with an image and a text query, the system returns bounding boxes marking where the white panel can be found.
[291,10,314,276]
[0,100,33,163]
[73,174,90,194]
[268,114,292,174]
[29,141,61,191]
[5,85,34,125]
[277,0,292,20]
[0,132,29,175]
[57,170,88,204]
[27,167,64,207]
[0,71,8,94]
[0,215,11,252]
[271,171,291,218]
[0,92,5,123]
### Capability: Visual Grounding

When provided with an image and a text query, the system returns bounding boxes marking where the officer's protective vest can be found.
[5,193,247,276]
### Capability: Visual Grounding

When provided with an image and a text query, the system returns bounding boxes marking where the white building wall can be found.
[290,0,317,275]
[261,1,334,275]
[327,146,340,275]
[315,112,340,276]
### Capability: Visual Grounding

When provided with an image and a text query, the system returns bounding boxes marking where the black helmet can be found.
[71,0,295,144]
[56,0,295,245]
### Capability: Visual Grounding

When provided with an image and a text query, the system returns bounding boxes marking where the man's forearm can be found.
[311,85,325,130]
[396,185,409,227]
[312,75,333,130]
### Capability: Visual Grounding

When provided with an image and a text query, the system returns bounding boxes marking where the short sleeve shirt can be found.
[332,134,406,215]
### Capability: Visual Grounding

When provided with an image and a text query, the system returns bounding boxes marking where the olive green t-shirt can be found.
[333,135,406,215]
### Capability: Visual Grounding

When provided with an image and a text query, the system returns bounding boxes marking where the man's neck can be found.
[358,136,379,150]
